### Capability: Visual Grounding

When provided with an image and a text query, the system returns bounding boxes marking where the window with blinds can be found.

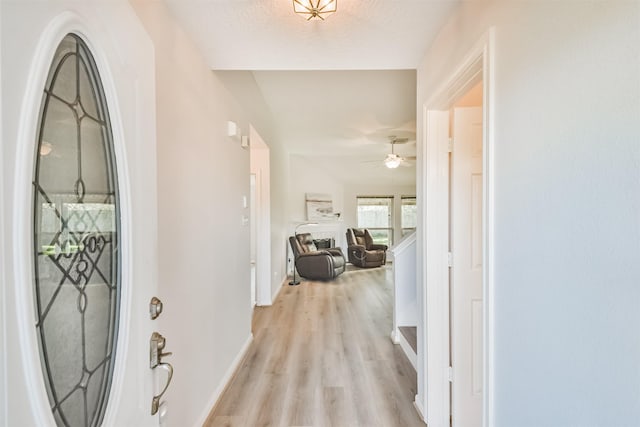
[356,196,394,246]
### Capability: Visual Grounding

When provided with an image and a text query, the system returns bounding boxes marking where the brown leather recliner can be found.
[289,233,346,280]
[345,228,388,268]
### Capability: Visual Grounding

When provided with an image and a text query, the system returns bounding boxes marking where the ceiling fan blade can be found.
[398,155,416,167]
[388,135,411,144]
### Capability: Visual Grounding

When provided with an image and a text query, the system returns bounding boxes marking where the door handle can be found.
[150,332,172,368]
[151,362,173,415]
[150,332,173,415]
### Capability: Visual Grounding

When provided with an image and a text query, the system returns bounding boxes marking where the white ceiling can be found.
[164,0,461,186]
[252,70,418,185]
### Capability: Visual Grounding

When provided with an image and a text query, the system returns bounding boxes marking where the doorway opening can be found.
[418,28,495,427]
[249,125,272,307]
[250,173,257,307]
[449,82,483,427]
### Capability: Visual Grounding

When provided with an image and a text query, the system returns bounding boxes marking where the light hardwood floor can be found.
[204,265,425,427]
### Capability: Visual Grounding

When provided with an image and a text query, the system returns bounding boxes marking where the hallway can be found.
[204,266,423,427]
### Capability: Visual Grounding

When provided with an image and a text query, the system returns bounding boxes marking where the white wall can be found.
[283,155,346,270]
[213,71,290,301]
[391,233,417,330]
[130,2,255,425]
[418,1,640,425]
[288,154,345,222]
[343,183,417,248]
[269,145,292,295]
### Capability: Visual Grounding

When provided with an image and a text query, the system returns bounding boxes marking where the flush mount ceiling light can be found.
[293,0,337,20]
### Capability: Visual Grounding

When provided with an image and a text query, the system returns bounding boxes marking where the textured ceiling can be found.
[165,0,461,186]
[164,0,460,70]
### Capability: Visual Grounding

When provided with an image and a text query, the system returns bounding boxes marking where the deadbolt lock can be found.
[150,296,163,320]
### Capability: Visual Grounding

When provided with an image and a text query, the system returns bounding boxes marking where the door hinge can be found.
[448,366,453,382]
[448,137,453,153]
[447,252,453,268]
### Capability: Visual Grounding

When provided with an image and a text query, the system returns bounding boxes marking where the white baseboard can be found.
[390,328,400,344]
[271,279,285,303]
[414,397,426,423]
[192,333,253,427]
[392,327,416,370]
[398,332,417,370]
[257,276,286,306]
[257,296,272,306]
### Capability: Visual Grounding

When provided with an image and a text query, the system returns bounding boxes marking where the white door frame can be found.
[418,28,495,427]
[0,16,5,422]
[250,173,258,307]
[254,168,272,305]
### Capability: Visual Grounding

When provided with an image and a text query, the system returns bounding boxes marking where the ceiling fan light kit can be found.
[293,0,337,20]
[359,135,416,169]
[383,135,409,168]
[384,154,402,169]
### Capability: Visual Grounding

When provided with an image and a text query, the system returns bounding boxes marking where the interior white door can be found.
[1,5,162,426]
[451,106,483,427]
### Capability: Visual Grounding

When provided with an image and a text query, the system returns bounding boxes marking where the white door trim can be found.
[255,167,271,306]
[250,172,258,307]
[419,27,495,427]
[249,127,272,306]
[482,29,496,427]
[419,109,451,423]
[0,10,6,423]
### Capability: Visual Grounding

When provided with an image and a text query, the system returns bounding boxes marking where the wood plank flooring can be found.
[204,265,425,427]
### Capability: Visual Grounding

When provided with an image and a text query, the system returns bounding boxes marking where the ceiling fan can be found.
[383,136,415,169]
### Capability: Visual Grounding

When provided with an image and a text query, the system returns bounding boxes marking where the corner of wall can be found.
[270,276,286,305]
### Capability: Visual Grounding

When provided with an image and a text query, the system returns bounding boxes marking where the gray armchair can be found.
[345,228,388,268]
[289,233,345,280]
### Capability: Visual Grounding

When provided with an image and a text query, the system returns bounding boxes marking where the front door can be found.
[2,7,164,426]
[451,106,483,427]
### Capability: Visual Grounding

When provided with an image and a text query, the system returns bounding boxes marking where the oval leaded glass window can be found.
[32,34,120,427]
